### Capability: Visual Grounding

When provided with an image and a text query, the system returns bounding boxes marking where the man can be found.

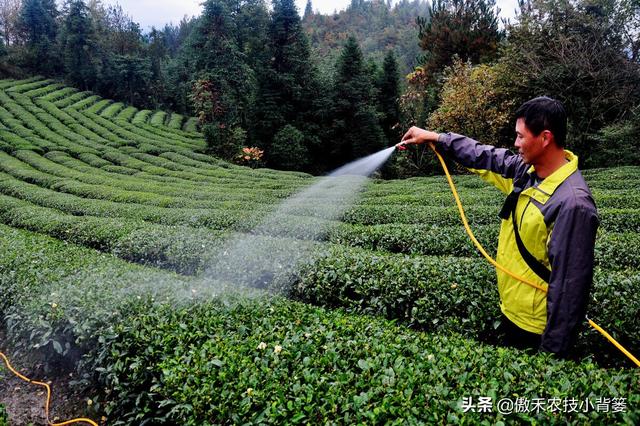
[397,97,599,357]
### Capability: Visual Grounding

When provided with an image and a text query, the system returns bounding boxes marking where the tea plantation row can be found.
[1,78,639,423]
[1,225,638,424]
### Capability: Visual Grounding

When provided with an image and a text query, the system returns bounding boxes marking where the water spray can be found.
[203,146,397,292]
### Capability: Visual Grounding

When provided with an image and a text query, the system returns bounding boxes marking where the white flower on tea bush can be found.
[257,342,267,350]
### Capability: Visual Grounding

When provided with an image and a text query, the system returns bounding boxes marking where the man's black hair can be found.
[515,97,567,148]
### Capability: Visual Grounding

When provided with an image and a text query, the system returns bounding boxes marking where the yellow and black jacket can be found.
[436,133,599,355]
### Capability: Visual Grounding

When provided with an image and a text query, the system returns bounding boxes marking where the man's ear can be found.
[541,130,554,148]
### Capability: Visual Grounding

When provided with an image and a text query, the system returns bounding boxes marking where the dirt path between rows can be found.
[0,338,96,426]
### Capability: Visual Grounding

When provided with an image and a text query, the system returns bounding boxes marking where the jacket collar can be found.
[522,150,578,204]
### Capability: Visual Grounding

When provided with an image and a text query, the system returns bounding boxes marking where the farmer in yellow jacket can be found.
[398,97,599,357]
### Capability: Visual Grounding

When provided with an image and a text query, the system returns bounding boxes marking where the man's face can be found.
[514,118,545,164]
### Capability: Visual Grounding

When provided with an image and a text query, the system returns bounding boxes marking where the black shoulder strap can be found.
[498,173,530,220]
[511,200,551,284]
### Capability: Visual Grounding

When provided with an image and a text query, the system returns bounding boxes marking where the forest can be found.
[0,0,638,174]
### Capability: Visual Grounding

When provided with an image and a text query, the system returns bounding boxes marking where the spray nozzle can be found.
[395,142,407,151]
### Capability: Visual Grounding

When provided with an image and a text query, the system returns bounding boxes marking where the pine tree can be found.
[330,35,385,166]
[377,49,401,145]
[235,0,270,70]
[16,0,60,75]
[180,0,255,157]
[252,0,321,169]
[112,54,152,105]
[303,0,313,20]
[147,27,169,107]
[60,0,97,90]
[417,0,502,77]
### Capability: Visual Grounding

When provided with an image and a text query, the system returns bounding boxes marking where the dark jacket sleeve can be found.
[541,202,599,355]
[436,132,523,179]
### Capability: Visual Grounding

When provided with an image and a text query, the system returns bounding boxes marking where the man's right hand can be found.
[396,127,440,149]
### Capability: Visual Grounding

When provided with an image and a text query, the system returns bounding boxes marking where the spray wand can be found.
[395,141,640,367]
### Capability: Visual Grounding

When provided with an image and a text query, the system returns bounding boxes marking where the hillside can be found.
[303,0,431,77]
[0,78,638,424]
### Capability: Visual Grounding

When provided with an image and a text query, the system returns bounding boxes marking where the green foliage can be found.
[417,0,502,79]
[167,113,184,129]
[407,0,503,140]
[16,0,60,75]
[376,50,402,146]
[251,0,322,171]
[330,36,385,167]
[501,0,640,162]
[303,0,430,76]
[183,0,255,126]
[428,59,517,146]
[110,54,152,105]
[114,106,137,122]
[269,124,309,171]
[182,1,258,160]
[149,111,166,126]
[0,403,7,426]
[100,102,124,119]
[202,123,246,160]
[1,223,638,424]
[59,0,97,91]
[586,107,640,167]
[183,117,199,133]
[101,299,639,425]
[1,79,640,423]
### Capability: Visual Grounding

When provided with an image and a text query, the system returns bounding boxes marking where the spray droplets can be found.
[204,147,396,293]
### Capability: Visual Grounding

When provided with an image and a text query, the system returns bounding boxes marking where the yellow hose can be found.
[0,351,99,425]
[0,142,635,426]
[427,142,640,367]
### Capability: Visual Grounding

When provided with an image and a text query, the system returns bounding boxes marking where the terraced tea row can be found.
[1,225,637,425]
[1,78,639,423]
[4,76,199,134]
[1,188,638,270]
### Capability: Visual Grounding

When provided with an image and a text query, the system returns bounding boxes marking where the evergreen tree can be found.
[112,54,152,105]
[180,0,254,156]
[251,0,321,169]
[16,0,60,75]
[60,0,97,90]
[235,0,270,70]
[377,49,401,145]
[147,27,169,107]
[270,124,309,171]
[303,0,313,20]
[330,35,385,166]
[417,0,502,77]
[161,17,198,112]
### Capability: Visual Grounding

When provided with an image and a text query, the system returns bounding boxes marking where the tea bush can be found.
[1,78,639,423]
[1,224,638,425]
[100,299,639,425]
